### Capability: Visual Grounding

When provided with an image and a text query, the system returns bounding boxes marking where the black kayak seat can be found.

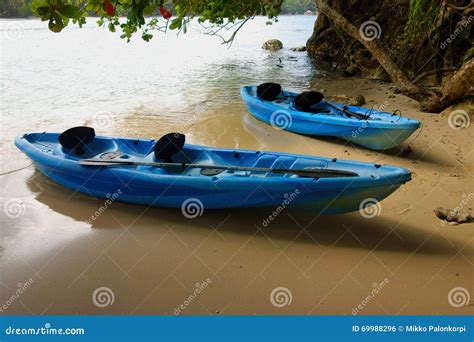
[256,83,282,101]
[293,91,324,112]
[154,133,185,162]
[58,126,95,155]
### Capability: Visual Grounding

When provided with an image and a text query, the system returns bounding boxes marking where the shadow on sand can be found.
[27,170,459,257]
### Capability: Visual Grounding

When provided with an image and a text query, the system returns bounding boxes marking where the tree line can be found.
[0,0,315,18]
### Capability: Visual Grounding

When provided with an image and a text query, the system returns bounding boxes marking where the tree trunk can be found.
[420,59,474,112]
[314,0,427,101]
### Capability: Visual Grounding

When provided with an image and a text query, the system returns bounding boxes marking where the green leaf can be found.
[169,17,182,30]
[48,20,64,33]
[143,5,155,16]
[57,5,79,19]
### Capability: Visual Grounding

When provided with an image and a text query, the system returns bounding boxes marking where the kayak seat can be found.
[257,82,282,101]
[294,91,324,112]
[154,133,185,162]
[58,126,95,156]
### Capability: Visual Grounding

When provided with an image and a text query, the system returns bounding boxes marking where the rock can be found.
[326,94,366,106]
[434,207,473,224]
[352,94,366,106]
[400,145,412,156]
[262,39,283,51]
[343,63,360,76]
[369,68,391,81]
[290,46,306,52]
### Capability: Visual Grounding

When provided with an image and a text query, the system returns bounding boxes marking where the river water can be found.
[0,15,316,160]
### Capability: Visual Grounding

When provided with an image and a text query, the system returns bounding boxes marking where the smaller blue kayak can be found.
[241,84,421,150]
[15,127,412,215]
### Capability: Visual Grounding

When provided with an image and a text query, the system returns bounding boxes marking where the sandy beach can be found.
[1,75,472,315]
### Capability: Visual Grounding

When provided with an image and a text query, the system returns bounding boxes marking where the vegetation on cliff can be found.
[307,0,473,112]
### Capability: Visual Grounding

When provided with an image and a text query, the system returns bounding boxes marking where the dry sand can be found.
[0,77,472,315]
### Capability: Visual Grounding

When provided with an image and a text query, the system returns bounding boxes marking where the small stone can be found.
[290,46,306,52]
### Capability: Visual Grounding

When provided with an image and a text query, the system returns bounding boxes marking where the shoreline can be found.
[1,75,472,315]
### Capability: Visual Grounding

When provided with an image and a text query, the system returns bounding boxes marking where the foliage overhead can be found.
[29,0,284,42]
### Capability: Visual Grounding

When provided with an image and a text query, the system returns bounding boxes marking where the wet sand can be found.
[0,77,472,315]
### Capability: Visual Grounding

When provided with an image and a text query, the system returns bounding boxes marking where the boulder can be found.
[343,63,361,76]
[262,39,283,51]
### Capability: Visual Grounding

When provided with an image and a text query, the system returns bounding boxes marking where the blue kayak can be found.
[15,128,411,214]
[241,84,421,150]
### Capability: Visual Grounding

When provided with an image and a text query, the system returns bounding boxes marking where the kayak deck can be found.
[20,132,389,179]
[241,85,421,150]
[15,132,412,213]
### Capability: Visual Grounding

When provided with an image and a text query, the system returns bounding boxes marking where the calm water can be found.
[0,16,317,160]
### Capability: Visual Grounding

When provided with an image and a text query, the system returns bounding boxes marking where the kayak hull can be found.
[241,86,420,150]
[16,132,411,214]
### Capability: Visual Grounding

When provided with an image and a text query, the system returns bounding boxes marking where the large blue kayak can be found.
[15,130,411,214]
[241,85,420,150]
